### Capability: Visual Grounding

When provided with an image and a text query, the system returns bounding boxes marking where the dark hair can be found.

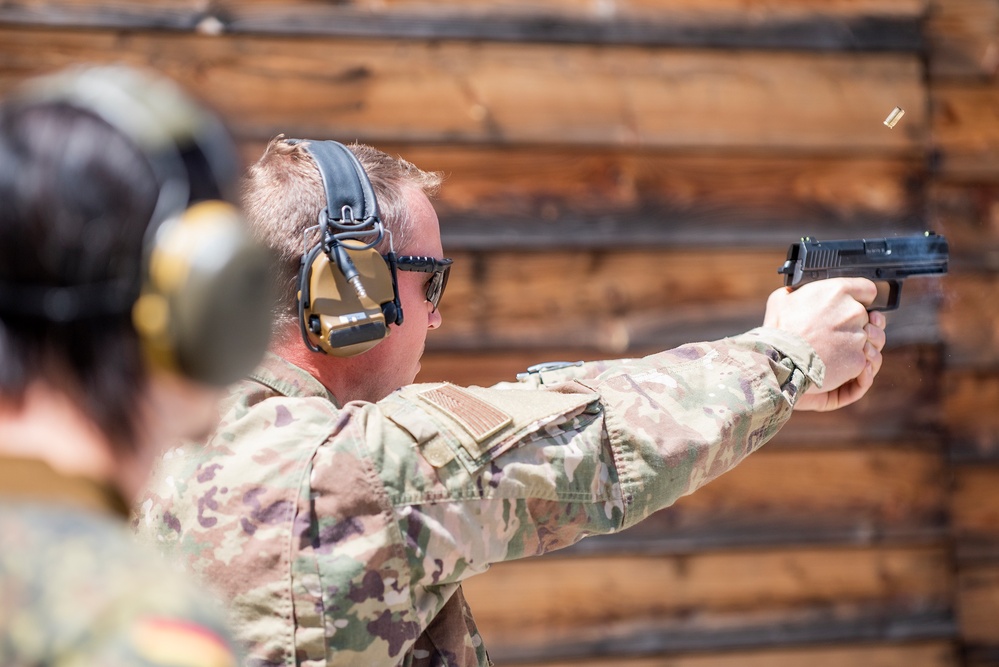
[0,101,159,454]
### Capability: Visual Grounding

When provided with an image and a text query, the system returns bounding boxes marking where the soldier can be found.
[0,66,273,665]
[136,136,887,666]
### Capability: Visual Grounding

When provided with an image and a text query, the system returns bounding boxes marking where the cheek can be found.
[397,275,428,322]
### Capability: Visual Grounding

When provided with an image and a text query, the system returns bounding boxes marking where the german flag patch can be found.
[130,617,237,667]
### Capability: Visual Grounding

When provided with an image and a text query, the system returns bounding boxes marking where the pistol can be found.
[777,231,949,311]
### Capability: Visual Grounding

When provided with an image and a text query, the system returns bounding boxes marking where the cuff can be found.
[735,326,825,389]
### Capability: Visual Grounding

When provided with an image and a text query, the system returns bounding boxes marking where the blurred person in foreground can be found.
[136,136,888,666]
[0,65,274,665]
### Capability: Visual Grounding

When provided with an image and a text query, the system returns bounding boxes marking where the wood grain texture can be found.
[0,1,926,49]
[0,28,925,150]
[932,84,999,179]
[512,641,957,667]
[232,140,929,249]
[931,182,999,270]
[461,545,953,660]
[952,464,999,561]
[425,248,944,353]
[400,147,926,249]
[927,0,999,79]
[2,1,981,663]
[957,563,999,644]
[939,274,999,368]
[944,369,999,460]
[929,1,999,655]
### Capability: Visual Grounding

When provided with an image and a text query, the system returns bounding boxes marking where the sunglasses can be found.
[394,255,452,311]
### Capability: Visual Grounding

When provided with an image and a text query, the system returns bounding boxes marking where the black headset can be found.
[0,65,274,386]
[293,139,404,357]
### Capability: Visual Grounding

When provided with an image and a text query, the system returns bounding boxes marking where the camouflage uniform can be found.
[135,327,822,667]
[0,456,242,667]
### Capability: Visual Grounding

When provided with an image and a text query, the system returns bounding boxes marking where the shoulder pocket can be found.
[385,382,600,473]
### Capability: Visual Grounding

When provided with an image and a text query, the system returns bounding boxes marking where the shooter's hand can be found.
[763,278,887,412]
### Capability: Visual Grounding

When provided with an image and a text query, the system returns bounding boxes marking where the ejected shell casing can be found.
[884,106,905,128]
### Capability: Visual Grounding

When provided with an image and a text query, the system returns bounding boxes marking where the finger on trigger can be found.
[843,277,880,308]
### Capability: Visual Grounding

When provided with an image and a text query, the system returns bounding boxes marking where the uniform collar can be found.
[247,352,340,408]
[0,455,130,518]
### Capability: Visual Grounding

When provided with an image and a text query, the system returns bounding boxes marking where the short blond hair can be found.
[241,136,443,323]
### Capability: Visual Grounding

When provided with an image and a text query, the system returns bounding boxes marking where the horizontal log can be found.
[0,1,925,49]
[951,464,999,561]
[939,274,999,367]
[930,182,999,271]
[419,345,946,444]
[967,649,999,667]
[432,249,778,355]
[943,369,999,460]
[932,84,999,178]
[927,0,999,80]
[460,545,953,661]
[17,0,922,13]
[408,147,926,250]
[0,28,926,151]
[426,249,944,354]
[235,140,929,249]
[957,562,999,644]
[570,443,949,554]
[967,647,999,667]
[513,640,956,667]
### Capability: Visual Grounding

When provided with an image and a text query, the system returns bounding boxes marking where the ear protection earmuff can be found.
[292,139,403,357]
[0,65,274,386]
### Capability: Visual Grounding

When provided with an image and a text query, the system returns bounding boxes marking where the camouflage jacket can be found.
[134,327,822,667]
[0,456,241,667]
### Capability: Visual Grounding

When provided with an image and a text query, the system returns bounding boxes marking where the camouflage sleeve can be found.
[361,327,821,587]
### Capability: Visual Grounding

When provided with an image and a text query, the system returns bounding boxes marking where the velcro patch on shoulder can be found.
[418,383,512,443]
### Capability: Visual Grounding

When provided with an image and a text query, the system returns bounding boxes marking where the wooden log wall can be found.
[0,1,993,665]
[929,2,999,666]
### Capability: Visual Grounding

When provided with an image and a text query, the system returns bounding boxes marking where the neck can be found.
[271,323,341,399]
[0,383,132,500]
[271,323,388,406]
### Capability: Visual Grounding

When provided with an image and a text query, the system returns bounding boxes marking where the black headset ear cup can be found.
[133,201,275,385]
[300,240,398,358]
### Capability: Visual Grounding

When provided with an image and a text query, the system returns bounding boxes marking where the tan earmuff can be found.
[293,140,403,358]
[134,200,274,385]
[300,239,399,357]
[18,65,275,386]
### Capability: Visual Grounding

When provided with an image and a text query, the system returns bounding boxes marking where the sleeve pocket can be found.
[386,381,601,474]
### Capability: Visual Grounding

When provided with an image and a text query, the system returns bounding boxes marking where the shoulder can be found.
[1,506,241,666]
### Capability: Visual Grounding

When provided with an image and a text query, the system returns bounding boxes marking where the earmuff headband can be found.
[293,139,403,357]
[290,139,379,229]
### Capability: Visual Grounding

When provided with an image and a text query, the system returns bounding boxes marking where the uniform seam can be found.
[389,488,608,506]
[284,430,330,667]
[344,415,421,658]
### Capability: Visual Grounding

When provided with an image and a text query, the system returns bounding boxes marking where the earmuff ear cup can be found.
[301,240,397,358]
[17,65,273,386]
[292,139,404,357]
[133,201,275,385]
